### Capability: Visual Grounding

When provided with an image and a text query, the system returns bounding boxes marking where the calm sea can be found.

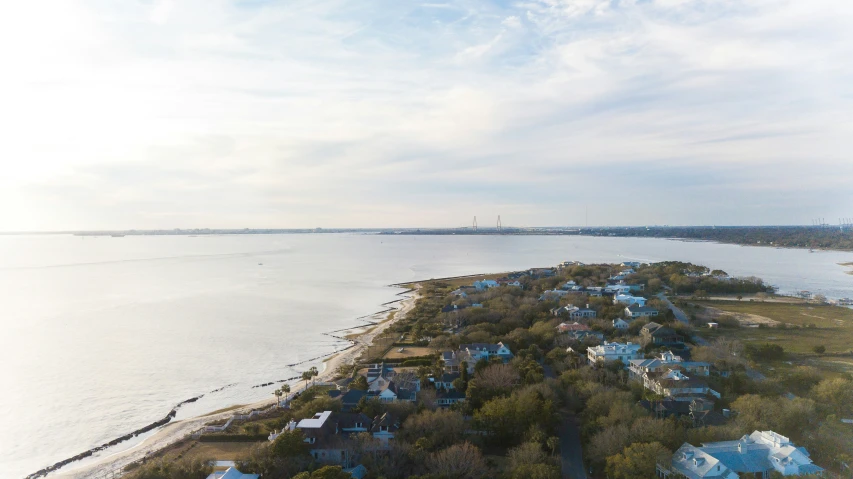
[1,233,851,477]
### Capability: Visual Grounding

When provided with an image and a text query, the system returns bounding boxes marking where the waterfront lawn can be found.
[694,300,853,328]
[693,301,853,355]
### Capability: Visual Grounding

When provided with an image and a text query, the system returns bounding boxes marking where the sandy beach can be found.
[56,287,419,479]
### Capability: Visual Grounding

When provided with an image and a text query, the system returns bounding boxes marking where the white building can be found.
[473,279,499,290]
[613,318,630,330]
[613,294,647,307]
[587,341,643,365]
[625,304,659,318]
[667,431,824,478]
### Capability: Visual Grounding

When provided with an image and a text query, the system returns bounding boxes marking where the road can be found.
[544,365,588,479]
[559,414,588,479]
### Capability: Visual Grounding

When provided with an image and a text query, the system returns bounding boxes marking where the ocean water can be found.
[1,233,851,478]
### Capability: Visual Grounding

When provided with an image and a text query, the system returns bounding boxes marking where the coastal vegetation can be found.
[580,225,853,251]
[124,261,852,479]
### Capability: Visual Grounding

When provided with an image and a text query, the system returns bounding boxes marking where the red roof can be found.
[558,322,590,332]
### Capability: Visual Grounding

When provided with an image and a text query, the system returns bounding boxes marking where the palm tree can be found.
[547,436,560,457]
[301,371,312,391]
[309,366,319,386]
[273,388,283,408]
[280,384,291,408]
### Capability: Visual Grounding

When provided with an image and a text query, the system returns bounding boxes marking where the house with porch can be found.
[641,322,682,346]
[663,430,824,478]
[587,341,643,365]
[614,294,647,306]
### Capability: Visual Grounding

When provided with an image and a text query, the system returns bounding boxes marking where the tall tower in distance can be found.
[497,215,502,233]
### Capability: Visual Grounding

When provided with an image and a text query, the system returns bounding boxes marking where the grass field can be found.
[693,301,853,355]
[383,346,434,359]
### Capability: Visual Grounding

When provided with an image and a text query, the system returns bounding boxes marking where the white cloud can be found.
[0,0,852,229]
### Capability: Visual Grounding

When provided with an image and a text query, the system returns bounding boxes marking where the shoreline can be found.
[53,286,420,479]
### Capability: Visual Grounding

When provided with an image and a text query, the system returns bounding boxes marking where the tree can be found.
[812,378,853,417]
[508,442,547,470]
[511,463,560,479]
[427,442,488,479]
[400,409,465,450]
[281,384,291,407]
[452,377,466,392]
[292,466,351,479]
[351,375,369,391]
[134,457,213,479]
[273,389,283,408]
[310,366,319,386]
[271,429,309,458]
[546,436,560,457]
[813,345,826,355]
[605,442,671,479]
[301,371,312,390]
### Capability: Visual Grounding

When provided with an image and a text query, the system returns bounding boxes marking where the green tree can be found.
[605,442,671,479]
[813,345,826,354]
[351,375,369,391]
[510,463,560,479]
[292,466,351,479]
[271,429,309,458]
[280,384,291,407]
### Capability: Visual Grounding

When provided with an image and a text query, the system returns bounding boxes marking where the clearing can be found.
[692,301,853,355]
[383,346,434,360]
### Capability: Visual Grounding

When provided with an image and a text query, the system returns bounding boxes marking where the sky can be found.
[1,0,852,230]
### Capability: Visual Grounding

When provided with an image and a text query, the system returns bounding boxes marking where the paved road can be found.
[543,364,588,479]
[656,292,690,325]
[559,414,588,479]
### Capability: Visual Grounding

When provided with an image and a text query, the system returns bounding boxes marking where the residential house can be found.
[638,397,726,427]
[441,351,461,373]
[613,318,630,331]
[539,289,570,301]
[587,341,643,365]
[628,351,710,380]
[665,431,824,478]
[561,280,577,290]
[433,372,460,390]
[642,368,718,400]
[436,390,467,408]
[450,288,469,298]
[613,294,647,306]
[605,284,632,295]
[473,279,499,290]
[503,280,522,288]
[567,330,605,342]
[641,322,681,346]
[370,413,399,446]
[367,373,416,403]
[459,342,514,363]
[621,261,642,268]
[441,304,468,314]
[625,304,659,319]
[340,389,367,412]
[294,411,353,466]
[552,305,597,319]
[557,322,591,333]
[529,268,556,278]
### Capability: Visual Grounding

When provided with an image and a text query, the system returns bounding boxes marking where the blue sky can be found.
[1,0,852,230]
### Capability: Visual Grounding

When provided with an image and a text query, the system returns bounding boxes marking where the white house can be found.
[539,289,570,301]
[504,280,522,288]
[628,351,710,380]
[667,431,824,478]
[625,304,659,318]
[473,279,499,290]
[460,342,514,363]
[561,281,577,290]
[587,341,643,365]
[613,318,630,330]
[613,294,647,306]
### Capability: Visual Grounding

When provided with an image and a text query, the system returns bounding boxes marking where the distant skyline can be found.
[2,0,852,231]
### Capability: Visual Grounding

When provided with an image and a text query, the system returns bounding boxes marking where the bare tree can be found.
[428,442,489,479]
